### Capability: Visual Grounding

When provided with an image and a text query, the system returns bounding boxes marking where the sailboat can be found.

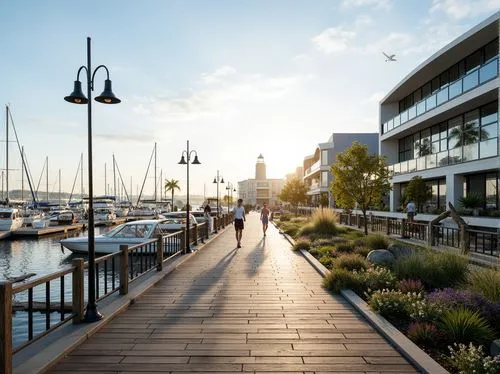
[0,106,24,231]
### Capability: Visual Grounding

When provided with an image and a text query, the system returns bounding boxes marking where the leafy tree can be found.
[164,179,181,209]
[330,141,391,235]
[279,178,308,215]
[402,176,432,213]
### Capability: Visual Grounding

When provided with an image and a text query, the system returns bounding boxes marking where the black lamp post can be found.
[212,170,224,217]
[64,37,120,322]
[225,182,235,212]
[178,140,200,253]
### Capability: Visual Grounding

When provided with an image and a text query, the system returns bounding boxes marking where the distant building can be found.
[238,154,285,207]
[380,12,499,213]
[303,133,379,206]
[285,166,304,182]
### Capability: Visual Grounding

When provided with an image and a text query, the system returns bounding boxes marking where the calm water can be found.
[0,226,114,348]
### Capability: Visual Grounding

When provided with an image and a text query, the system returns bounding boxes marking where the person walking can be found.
[260,203,270,236]
[406,200,416,222]
[233,198,246,248]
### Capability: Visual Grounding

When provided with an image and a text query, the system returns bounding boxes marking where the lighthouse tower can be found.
[255,154,266,180]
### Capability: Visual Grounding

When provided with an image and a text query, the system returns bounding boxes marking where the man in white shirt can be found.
[233,198,246,248]
[406,200,416,222]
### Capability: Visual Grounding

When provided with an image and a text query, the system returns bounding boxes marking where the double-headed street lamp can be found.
[178,140,200,253]
[225,182,236,212]
[64,37,121,322]
[212,171,224,216]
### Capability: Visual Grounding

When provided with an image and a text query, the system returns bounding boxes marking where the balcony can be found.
[304,160,321,176]
[382,57,499,135]
[388,141,499,176]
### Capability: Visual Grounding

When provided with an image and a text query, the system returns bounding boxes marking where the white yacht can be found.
[0,207,24,232]
[94,207,117,222]
[60,219,182,254]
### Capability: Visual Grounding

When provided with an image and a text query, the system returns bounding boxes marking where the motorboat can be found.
[0,207,23,232]
[95,207,117,222]
[46,209,77,226]
[21,209,45,227]
[60,219,181,254]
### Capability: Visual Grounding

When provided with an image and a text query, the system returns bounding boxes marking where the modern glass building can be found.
[380,12,499,214]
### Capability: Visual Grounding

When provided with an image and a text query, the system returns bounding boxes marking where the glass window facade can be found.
[321,150,329,166]
[321,171,329,187]
[382,39,498,135]
[398,39,498,113]
[400,178,446,212]
[392,101,498,173]
[465,171,500,210]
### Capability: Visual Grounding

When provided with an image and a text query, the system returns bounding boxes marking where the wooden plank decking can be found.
[50,213,417,373]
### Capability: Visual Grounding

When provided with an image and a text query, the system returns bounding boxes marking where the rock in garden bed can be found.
[366,249,395,266]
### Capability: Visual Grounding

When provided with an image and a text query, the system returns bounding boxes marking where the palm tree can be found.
[449,122,488,147]
[164,179,181,210]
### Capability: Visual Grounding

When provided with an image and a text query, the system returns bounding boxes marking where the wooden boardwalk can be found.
[50,213,417,373]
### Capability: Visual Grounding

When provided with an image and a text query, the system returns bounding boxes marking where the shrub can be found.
[312,238,342,248]
[279,213,292,222]
[316,245,336,256]
[359,266,397,294]
[459,192,484,209]
[467,268,500,302]
[407,322,441,347]
[308,248,321,259]
[427,288,500,336]
[393,251,468,290]
[396,279,424,294]
[354,246,371,257]
[335,243,355,254]
[292,239,311,251]
[351,238,365,248]
[323,268,363,293]
[345,230,364,239]
[365,234,389,250]
[334,254,368,271]
[298,208,338,237]
[319,256,335,269]
[368,289,422,321]
[447,343,500,374]
[439,307,494,346]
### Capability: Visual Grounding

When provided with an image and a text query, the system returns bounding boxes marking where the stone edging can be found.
[14,227,230,374]
[273,221,448,374]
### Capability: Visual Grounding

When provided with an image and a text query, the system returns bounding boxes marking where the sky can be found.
[0,0,498,200]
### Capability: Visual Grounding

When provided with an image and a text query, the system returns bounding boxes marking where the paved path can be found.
[50,213,417,373]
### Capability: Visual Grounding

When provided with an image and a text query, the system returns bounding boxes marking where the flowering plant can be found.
[368,289,423,320]
[447,343,500,374]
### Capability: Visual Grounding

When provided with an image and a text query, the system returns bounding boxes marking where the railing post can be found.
[356,214,361,228]
[370,214,374,232]
[460,226,470,255]
[347,213,351,226]
[71,258,84,324]
[0,281,13,374]
[385,217,390,235]
[200,224,205,244]
[401,219,407,239]
[428,223,434,247]
[193,224,198,246]
[157,237,164,271]
[181,228,187,254]
[214,217,218,233]
[120,245,129,295]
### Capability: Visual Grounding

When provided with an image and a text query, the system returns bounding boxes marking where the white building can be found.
[303,133,378,207]
[238,154,285,207]
[380,12,499,215]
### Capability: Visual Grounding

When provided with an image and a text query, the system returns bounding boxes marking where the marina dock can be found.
[13,223,85,238]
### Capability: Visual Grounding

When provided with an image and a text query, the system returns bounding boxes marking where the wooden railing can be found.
[337,211,498,257]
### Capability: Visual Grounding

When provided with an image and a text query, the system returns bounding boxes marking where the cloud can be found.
[341,0,392,10]
[354,14,373,27]
[430,0,500,20]
[200,65,237,84]
[364,91,386,103]
[132,68,313,123]
[311,27,357,54]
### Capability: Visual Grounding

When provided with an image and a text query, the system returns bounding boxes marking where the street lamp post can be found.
[225,182,236,213]
[212,171,224,216]
[64,37,121,322]
[178,140,200,253]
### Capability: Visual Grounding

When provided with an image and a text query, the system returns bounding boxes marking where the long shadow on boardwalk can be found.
[244,238,267,277]
[155,246,238,326]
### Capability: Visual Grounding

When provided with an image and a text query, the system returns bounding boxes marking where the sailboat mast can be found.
[113,154,116,199]
[46,156,49,202]
[80,153,83,198]
[154,142,157,202]
[21,146,24,201]
[104,162,107,196]
[5,105,9,202]
[58,169,61,208]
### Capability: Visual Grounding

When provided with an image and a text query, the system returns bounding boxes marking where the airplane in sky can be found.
[383,52,397,62]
